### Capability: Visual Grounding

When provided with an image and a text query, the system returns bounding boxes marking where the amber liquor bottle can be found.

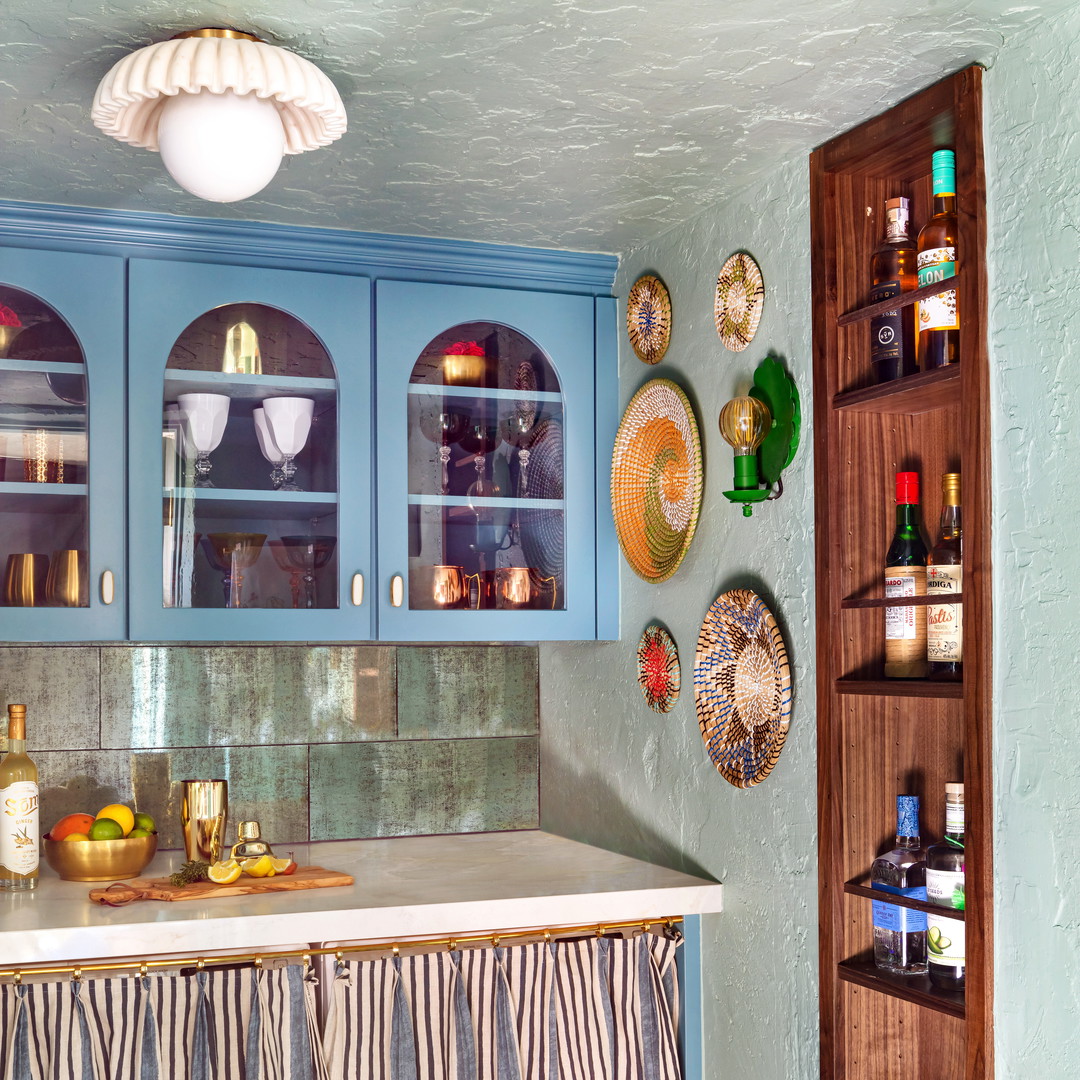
[916,150,960,368]
[869,196,918,383]
[885,471,929,678]
[927,472,962,680]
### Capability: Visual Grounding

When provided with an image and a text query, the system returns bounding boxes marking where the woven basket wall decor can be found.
[693,589,792,788]
[626,275,672,364]
[714,253,764,352]
[611,379,703,584]
[637,624,680,713]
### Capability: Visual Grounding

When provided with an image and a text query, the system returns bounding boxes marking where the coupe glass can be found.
[261,397,314,492]
[269,535,336,608]
[203,532,266,608]
[177,393,231,488]
[253,407,285,489]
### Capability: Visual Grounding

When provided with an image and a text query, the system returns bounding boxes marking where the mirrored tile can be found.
[0,647,98,752]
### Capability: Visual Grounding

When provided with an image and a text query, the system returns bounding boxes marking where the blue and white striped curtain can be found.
[0,932,681,1080]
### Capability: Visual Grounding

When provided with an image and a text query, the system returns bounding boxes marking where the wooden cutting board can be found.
[89,865,353,905]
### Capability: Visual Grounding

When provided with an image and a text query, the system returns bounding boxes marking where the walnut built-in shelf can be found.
[838,958,965,1020]
[833,363,960,415]
[842,593,963,609]
[836,273,959,327]
[835,676,963,699]
[844,875,966,922]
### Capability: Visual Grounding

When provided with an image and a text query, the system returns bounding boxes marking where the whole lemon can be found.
[63,832,91,843]
[96,804,135,837]
[88,818,124,841]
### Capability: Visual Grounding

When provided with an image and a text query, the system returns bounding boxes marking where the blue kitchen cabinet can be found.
[375,280,617,641]
[0,247,126,641]
[127,258,373,641]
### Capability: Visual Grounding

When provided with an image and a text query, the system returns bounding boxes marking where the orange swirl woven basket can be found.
[611,379,703,584]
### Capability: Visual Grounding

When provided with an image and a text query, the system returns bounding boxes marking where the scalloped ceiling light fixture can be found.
[91,28,347,203]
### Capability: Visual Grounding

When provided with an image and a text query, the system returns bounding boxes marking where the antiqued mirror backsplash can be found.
[0,644,539,850]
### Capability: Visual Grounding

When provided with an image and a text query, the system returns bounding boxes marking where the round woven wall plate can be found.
[637,625,680,713]
[626,275,672,364]
[714,253,764,352]
[611,379,703,584]
[694,589,792,788]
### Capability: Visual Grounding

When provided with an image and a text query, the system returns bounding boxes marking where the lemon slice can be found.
[208,859,242,884]
[242,854,276,878]
[270,857,297,875]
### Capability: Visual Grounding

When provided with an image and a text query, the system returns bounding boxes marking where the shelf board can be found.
[844,876,965,922]
[837,274,958,327]
[164,487,338,521]
[409,384,563,404]
[835,676,963,699]
[408,493,564,511]
[838,958,965,1019]
[842,593,963,610]
[0,359,85,376]
[833,365,960,415]
[164,370,337,406]
[0,481,87,514]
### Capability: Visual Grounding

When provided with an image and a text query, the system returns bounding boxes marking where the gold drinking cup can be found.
[45,549,87,607]
[4,553,49,607]
[180,779,228,864]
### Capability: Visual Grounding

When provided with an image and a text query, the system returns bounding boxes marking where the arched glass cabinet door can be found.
[376,280,598,641]
[0,248,124,641]
[128,260,372,641]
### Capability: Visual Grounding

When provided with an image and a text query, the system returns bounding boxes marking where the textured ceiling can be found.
[0,0,1072,254]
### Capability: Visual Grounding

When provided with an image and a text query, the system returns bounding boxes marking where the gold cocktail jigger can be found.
[180,779,228,864]
[45,549,87,607]
[4,553,49,607]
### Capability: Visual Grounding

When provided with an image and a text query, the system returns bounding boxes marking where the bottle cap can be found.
[7,704,26,717]
[941,473,961,503]
[895,471,919,504]
[945,782,964,796]
[932,149,956,196]
[897,794,920,836]
[885,196,909,213]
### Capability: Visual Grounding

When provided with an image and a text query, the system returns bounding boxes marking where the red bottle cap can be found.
[895,471,919,504]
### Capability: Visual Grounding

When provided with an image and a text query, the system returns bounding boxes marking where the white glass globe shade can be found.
[157,89,285,203]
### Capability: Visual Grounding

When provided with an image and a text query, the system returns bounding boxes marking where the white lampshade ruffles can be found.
[91,29,347,202]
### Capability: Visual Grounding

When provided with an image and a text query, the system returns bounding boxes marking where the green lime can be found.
[88,818,124,841]
[128,827,152,838]
[133,812,156,833]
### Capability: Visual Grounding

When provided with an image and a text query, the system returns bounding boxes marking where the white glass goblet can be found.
[261,397,314,492]
[177,393,231,488]
[253,407,285,489]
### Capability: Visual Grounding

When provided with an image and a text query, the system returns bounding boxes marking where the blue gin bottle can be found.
[870,795,928,975]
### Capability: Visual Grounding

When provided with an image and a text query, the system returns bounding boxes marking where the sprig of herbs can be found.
[169,860,210,887]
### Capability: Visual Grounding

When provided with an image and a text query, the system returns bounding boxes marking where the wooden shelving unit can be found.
[811,67,992,1079]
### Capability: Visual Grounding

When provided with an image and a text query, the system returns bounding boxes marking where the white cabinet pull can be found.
[351,573,364,606]
[100,570,115,605]
[390,574,404,608]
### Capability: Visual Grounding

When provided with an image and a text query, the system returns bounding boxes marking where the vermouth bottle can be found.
[869,196,918,383]
[871,795,928,975]
[916,149,960,369]
[0,704,39,890]
[926,783,966,992]
[885,471,929,678]
[927,473,963,680]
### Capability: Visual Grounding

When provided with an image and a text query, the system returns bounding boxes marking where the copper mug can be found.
[45,549,87,607]
[410,564,476,610]
[480,567,559,610]
[3,553,49,607]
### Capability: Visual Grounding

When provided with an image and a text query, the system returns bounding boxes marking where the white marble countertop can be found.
[0,831,723,968]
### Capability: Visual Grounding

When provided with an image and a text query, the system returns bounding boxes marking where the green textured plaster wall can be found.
[540,158,818,1079]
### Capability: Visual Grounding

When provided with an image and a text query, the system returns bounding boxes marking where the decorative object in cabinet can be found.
[626,274,672,364]
[693,588,791,788]
[636,624,680,713]
[714,252,764,352]
[611,378,703,583]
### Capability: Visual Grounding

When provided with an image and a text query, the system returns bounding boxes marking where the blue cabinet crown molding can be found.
[0,199,618,295]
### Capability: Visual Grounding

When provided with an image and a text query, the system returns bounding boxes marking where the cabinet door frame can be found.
[375,279,599,641]
[0,246,126,641]
[127,258,373,642]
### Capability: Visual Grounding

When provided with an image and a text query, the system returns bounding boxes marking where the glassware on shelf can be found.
[3,554,49,607]
[407,564,477,610]
[177,393,231,488]
[478,566,558,610]
[261,397,314,492]
[268,535,336,608]
[202,532,266,608]
[460,418,511,564]
[44,549,87,607]
[253,407,286,489]
[417,404,468,493]
[22,429,64,484]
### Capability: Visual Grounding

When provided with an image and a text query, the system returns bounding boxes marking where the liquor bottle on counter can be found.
[926,783,966,992]
[0,704,39,891]
[916,149,960,369]
[869,196,918,383]
[928,472,963,680]
[871,794,928,975]
[885,471,929,678]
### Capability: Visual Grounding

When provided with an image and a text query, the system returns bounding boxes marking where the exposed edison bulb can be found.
[719,395,772,491]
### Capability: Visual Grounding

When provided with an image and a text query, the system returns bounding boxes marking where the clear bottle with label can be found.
[926,783,965,992]
[871,794,928,975]
[869,196,918,383]
[885,471,929,678]
[0,704,39,890]
[927,473,962,680]
[916,149,960,369]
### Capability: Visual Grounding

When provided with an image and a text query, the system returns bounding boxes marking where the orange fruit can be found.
[49,813,96,841]
[95,804,135,837]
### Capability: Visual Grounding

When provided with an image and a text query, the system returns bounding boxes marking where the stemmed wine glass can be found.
[459,416,510,563]
[269,535,337,608]
[418,404,468,493]
[178,393,230,488]
[202,532,266,608]
[261,397,314,492]
[253,407,285,489]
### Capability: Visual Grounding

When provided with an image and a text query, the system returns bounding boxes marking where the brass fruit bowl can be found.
[44,834,158,881]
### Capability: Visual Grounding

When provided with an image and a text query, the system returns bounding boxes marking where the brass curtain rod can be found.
[0,916,683,983]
